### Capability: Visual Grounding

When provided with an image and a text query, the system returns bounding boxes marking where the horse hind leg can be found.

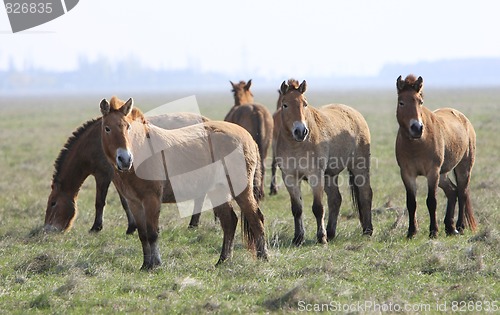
[270,154,279,195]
[349,169,373,236]
[438,174,459,235]
[325,175,342,241]
[234,188,268,261]
[212,201,237,266]
[90,176,110,233]
[454,161,477,233]
[188,196,204,228]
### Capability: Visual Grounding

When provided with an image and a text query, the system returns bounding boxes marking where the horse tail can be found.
[241,144,264,255]
[349,170,363,222]
[253,147,264,202]
[464,195,477,232]
[252,108,265,159]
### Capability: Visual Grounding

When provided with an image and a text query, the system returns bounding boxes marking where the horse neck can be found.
[234,93,254,106]
[53,120,101,196]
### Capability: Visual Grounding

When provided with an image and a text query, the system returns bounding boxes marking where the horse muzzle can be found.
[409,119,424,139]
[292,121,309,142]
[116,148,133,171]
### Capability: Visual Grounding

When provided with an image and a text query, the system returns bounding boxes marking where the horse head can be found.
[230,79,254,105]
[279,79,309,142]
[100,96,137,172]
[396,74,425,139]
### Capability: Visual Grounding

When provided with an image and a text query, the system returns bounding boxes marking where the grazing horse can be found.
[100,96,267,269]
[44,113,210,234]
[270,79,300,195]
[225,80,273,197]
[275,80,373,245]
[395,74,477,238]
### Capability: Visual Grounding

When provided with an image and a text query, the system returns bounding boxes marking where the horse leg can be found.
[126,199,152,270]
[212,201,237,266]
[426,171,440,238]
[454,160,476,233]
[270,154,278,195]
[235,187,268,260]
[284,176,305,246]
[310,174,327,244]
[188,196,204,228]
[325,175,341,241]
[349,168,374,236]
[90,175,110,233]
[118,191,136,235]
[141,195,162,269]
[438,174,459,235]
[401,172,418,238]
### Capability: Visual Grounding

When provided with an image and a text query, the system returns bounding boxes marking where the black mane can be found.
[52,117,101,183]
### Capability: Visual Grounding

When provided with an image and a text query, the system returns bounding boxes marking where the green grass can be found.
[0,90,498,314]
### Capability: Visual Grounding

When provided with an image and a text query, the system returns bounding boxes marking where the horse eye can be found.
[51,201,57,207]
[282,103,288,109]
[398,101,404,107]
[419,100,424,105]
[105,126,111,133]
[303,102,308,108]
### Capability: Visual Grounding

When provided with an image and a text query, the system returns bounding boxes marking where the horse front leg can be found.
[401,171,418,238]
[426,171,440,238]
[126,199,152,270]
[142,195,162,269]
[90,175,110,233]
[310,173,327,244]
[118,191,136,235]
[284,174,305,246]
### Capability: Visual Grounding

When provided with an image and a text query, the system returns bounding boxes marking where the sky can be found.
[0,0,499,79]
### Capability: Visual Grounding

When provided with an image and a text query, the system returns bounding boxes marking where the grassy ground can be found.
[0,89,498,314]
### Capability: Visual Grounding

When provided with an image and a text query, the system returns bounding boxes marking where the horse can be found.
[225,80,273,197]
[395,74,477,238]
[99,96,268,269]
[275,80,373,245]
[270,79,300,195]
[44,112,210,234]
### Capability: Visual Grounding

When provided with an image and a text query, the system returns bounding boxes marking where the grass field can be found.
[0,88,499,314]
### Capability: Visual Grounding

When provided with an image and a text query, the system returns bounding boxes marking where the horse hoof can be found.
[446,229,459,236]
[269,187,278,196]
[126,226,136,235]
[187,224,198,229]
[317,236,327,244]
[89,225,103,233]
[362,229,373,236]
[292,235,304,246]
[429,231,438,239]
[406,231,416,239]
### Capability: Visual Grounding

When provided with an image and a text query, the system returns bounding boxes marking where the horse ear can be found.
[100,99,110,116]
[280,81,288,95]
[244,79,252,91]
[121,98,134,116]
[229,80,236,89]
[298,80,307,94]
[396,75,405,92]
[413,76,423,92]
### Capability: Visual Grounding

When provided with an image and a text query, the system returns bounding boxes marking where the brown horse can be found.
[44,113,209,234]
[395,74,477,238]
[225,80,273,197]
[100,96,267,269]
[270,79,300,195]
[275,80,373,245]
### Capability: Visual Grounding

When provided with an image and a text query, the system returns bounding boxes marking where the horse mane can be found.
[109,96,146,124]
[287,78,300,89]
[400,74,424,96]
[52,117,101,183]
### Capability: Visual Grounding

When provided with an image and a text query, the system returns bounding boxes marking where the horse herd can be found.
[43,74,477,270]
